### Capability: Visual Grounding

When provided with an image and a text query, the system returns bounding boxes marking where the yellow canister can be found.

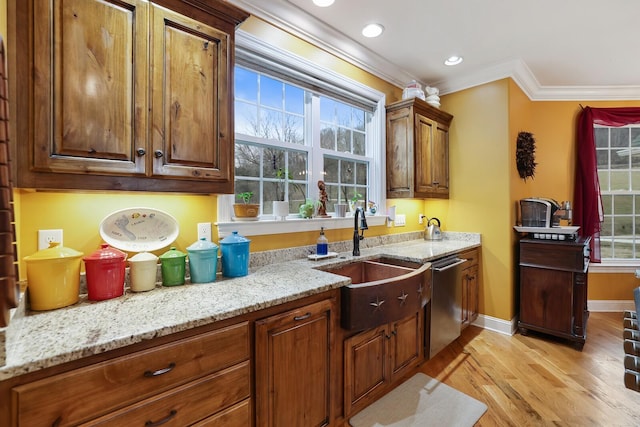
[23,242,83,311]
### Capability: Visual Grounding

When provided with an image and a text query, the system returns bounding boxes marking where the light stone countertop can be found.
[0,232,480,381]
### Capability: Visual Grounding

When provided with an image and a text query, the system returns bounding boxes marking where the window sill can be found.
[589,261,640,274]
[216,214,388,238]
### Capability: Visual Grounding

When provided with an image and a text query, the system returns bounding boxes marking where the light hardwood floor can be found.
[420,312,640,426]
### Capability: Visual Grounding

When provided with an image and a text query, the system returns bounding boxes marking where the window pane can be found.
[611,148,628,169]
[353,109,365,131]
[284,114,304,144]
[235,67,257,102]
[614,194,633,215]
[321,125,335,149]
[320,97,336,122]
[610,171,628,190]
[324,157,339,183]
[263,148,284,179]
[353,131,365,156]
[341,160,355,184]
[337,128,350,152]
[260,75,283,109]
[336,102,351,126]
[285,85,304,114]
[235,143,261,177]
[356,162,367,185]
[601,194,612,215]
[611,127,629,148]
[235,101,258,135]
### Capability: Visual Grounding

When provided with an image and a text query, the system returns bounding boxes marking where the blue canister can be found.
[220,231,250,278]
[187,238,219,283]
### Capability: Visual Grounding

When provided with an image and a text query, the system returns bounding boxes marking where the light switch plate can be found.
[394,214,406,227]
[38,229,63,250]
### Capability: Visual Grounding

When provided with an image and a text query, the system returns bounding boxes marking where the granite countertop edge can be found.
[0,232,480,381]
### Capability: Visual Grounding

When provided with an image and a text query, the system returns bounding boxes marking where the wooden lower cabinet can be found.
[518,237,591,349]
[343,310,424,418]
[7,322,251,426]
[460,248,480,330]
[255,298,336,427]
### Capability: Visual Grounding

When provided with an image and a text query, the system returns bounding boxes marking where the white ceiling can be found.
[227,0,640,100]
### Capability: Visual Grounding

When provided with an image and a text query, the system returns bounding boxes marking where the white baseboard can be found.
[472,300,633,336]
[588,299,635,312]
[472,314,516,336]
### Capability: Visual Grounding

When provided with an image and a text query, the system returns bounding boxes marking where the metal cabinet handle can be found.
[145,410,177,427]
[136,148,146,156]
[154,150,164,158]
[294,312,311,321]
[370,298,385,308]
[397,292,408,304]
[144,362,176,377]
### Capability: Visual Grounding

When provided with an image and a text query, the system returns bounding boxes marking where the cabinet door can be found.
[390,310,423,381]
[150,5,233,185]
[415,114,449,198]
[461,264,479,329]
[255,298,334,427]
[386,106,414,198]
[343,325,390,417]
[520,266,573,334]
[33,0,148,176]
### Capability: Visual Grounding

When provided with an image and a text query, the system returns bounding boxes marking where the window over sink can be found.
[217,31,386,237]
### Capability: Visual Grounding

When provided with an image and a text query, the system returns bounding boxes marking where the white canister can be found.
[128,252,159,292]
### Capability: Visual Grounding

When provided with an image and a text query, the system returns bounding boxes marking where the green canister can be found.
[159,246,186,286]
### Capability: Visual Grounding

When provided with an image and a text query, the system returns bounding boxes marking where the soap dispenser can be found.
[317,227,328,255]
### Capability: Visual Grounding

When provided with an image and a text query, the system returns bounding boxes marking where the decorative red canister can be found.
[83,244,127,301]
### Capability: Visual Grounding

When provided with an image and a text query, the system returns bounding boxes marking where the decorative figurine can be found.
[317,180,330,218]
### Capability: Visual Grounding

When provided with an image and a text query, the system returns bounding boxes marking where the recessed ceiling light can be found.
[362,23,384,38]
[312,0,335,6]
[444,56,463,66]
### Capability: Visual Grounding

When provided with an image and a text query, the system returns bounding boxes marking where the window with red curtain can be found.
[574,106,640,262]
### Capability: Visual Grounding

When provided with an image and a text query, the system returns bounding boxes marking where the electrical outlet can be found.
[395,214,406,227]
[197,222,212,241]
[419,214,424,224]
[38,229,63,250]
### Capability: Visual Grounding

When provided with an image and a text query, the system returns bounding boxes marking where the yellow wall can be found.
[435,80,515,321]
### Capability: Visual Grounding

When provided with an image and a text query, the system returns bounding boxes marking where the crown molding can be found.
[227,0,415,88]
[228,0,640,101]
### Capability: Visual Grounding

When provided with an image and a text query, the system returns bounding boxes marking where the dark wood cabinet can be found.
[518,237,591,349]
[343,310,423,418]
[255,298,335,427]
[385,98,453,199]
[9,0,248,193]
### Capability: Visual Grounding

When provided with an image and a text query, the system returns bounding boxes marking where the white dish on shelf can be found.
[99,207,179,252]
[308,251,339,261]
[513,225,580,234]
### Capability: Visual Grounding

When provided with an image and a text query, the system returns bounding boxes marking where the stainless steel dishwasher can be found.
[429,254,468,358]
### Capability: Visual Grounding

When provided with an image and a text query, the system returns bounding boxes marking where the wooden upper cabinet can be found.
[151,5,232,181]
[386,97,453,199]
[33,0,148,176]
[10,0,248,193]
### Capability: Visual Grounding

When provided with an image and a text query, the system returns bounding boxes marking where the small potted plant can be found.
[233,192,260,219]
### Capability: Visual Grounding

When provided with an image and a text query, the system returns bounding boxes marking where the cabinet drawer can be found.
[12,322,249,426]
[520,239,589,272]
[81,361,250,426]
[191,398,251,427]
[458,248,479,266]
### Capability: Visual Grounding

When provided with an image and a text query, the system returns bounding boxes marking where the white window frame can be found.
[590,123,640,272]
[217,31,387,238]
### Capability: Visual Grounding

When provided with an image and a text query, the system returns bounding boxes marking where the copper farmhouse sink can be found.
[319,257,431,331]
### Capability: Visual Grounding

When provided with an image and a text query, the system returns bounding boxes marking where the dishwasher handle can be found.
[433,258,467,272]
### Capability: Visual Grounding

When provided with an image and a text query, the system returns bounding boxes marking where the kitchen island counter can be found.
[0,232,479,380]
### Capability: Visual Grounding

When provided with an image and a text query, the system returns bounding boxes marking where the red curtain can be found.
[574,106,640,262]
